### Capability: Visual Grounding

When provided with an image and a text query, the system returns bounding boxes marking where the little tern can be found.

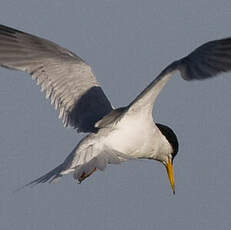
[0,24,231,193]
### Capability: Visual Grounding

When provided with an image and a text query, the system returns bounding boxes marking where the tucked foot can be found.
[78,168,97,183]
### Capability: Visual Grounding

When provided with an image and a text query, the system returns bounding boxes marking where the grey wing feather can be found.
[0,24,112,132]
[128,37,231,113]
[179,38,231,80]
[95,107,127,128]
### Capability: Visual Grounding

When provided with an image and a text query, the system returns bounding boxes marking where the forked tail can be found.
[14,162,66,192]
[28,162,65,185]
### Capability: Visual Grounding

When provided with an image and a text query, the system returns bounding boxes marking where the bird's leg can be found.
[79,168,97,183]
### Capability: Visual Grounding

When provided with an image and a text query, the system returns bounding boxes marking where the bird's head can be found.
[156,123,179,194]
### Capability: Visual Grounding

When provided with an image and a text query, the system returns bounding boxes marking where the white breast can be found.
[103,113,167,158]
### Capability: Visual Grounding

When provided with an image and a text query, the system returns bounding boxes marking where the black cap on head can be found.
[156,123,179,160]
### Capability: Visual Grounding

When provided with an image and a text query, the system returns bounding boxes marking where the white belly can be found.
[103,114,161,158]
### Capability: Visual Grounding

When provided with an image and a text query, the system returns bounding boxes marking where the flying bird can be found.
[0,24,231,193]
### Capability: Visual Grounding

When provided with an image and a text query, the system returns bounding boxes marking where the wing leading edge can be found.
[128,37,231,114]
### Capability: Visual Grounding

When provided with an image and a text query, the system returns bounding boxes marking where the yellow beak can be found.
[165,157,175,194]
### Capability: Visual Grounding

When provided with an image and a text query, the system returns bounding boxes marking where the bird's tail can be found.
[28,162,65,185]
[14,162,67,192]
[14,144,80,192]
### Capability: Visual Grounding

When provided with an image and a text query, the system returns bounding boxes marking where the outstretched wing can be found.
[127,37,231,114]
[0,24,113,132]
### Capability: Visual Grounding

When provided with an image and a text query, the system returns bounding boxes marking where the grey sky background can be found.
[0,0,231,229]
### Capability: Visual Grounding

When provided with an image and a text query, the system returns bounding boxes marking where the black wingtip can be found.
[0,24,23,34]
[179,37,231,81]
